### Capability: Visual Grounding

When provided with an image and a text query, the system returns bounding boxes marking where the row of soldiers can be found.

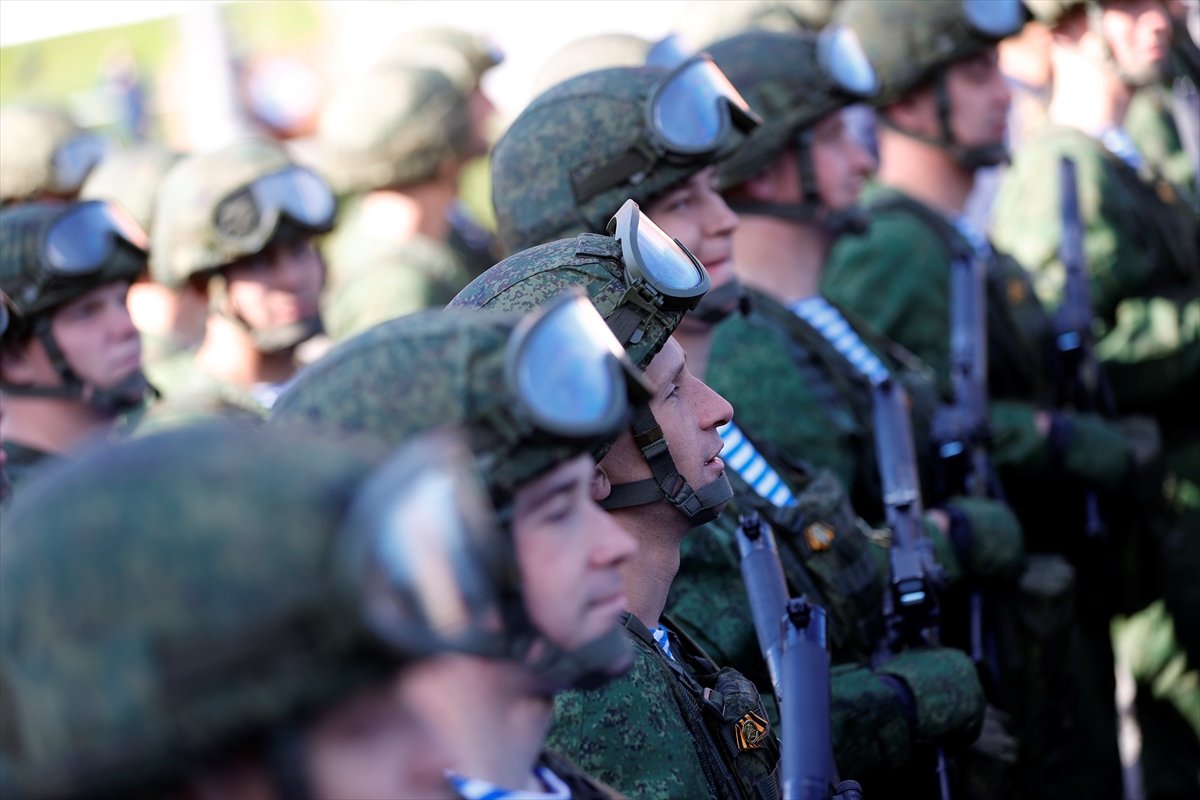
[1,0,1197,798]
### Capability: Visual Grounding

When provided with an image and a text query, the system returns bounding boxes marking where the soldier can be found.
[147,137,333,419]
[482,57,991,794]
[0,201,151,495]
[79,144,203,368]
[0,423,462,799]
[311,65,480,341]
[272,299,647,798]
[0,104,107,207]
[993,2,1200,797]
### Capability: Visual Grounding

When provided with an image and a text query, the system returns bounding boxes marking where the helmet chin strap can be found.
[691,280,749,325]
[878,67,1009,171]
[210,274,323,355]
[0,316,149,415]
[600,401,733,526]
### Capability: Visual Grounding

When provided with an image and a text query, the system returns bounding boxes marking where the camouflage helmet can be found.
[530,33,655,98]
[836,0,1026,107]
[80,144,182,237]
[0,104,107,204]
[450,203,735,527]
[491,62,759,254]
[379,26,504,94]
[150,137,334,289]
[709,27,881,190]
[674,0,841,50]
[0,423,445,799]
[314,65,472,195]
[0,201,147,340]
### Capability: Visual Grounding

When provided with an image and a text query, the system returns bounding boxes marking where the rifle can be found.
[737,514,846,799]
[1055,156,1117,538]
[870,375,951,799]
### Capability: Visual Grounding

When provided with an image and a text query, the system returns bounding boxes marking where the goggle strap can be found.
[33,315,84,398]
[599,477,666,510]
[572,146,655,204]
[607,304,647,349]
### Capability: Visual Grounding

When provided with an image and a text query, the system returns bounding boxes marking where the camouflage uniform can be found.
[993,6,1200,796]
[312,64,477,339]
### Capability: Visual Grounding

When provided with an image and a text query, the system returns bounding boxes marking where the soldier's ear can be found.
[591,464,612,502]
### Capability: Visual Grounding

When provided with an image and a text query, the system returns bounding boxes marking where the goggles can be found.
[341,429,509,653]
[963,0,1025,39]
[607,198,711,312]
[48,134,110,195]
[646,54,761,157]
[505,290,652,441]
[212,166,335,250]
[818,25,880,98]
[41,200,148,277]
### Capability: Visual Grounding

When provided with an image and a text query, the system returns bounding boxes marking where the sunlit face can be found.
[513,454,636,666]
[224,237,324,332]
[644,165,738,290]
[944,46,1012,151]
[45,281,142,391]
[1100,0,1170,85]
[599,338,733,521]
[810,109,876,212]
[305,671,455,800]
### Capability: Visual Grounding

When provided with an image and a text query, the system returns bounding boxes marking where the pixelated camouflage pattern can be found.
[490,67,742,253]
[80,144,182,236]
[530,34,654,99]
[707,30,868,190]
[0,424,405,800]
[314,65,471,195]
[271,308,606,500]
[0,105,86,203]
[548,613,779,800]
[380,27,503,93]
[320,197,474,341]
[149,137,294,288]
[835,0,1013,106]
[674,0,839,50]
[449,233,681,371]
[0,202,145,334]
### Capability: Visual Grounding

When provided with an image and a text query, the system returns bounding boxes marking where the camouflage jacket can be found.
[321,196,476,341]
[706,289,1022,585]
[141,352,267,431]
[991,123,1200,432]
[546,612,781,800]
[0,440,55,501]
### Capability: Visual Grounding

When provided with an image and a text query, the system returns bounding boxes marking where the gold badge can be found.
[805,521,836,552]
[734,711,769,751]
[1007,278,1027,306]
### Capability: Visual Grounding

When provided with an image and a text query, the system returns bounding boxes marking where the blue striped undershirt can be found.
[718,421,797,508]
[446,766,571,800]
[790,296,891,386]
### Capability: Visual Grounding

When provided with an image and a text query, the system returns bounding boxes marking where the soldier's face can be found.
[10,282,144,393]
[513,454,636,662]
[811,109,876,212]
[225,237,324,331]
[644,166,738,290]
[1100,0,1170,84]
[303,672,455,800]
[944,47,1012,150]
[599,338,733,520]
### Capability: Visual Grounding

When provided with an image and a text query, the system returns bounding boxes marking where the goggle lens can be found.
[819,26,880,98]
[214,166,335,244]
[51,134,109,195]
[608,199,711,309]
[963,0,1025,38]
[44,200,148,275]
[652,57,758,153]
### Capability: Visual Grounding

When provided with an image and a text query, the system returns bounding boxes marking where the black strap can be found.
[268,725,315,800]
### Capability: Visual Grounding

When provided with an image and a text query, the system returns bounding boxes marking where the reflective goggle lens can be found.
[513,294,628,435]
[819,26,880,98]
[214,166,335,243]
[50,134,109,195]
[963,0,1025,38]
[651,56,758,153]
[609,199,710,309]
[44,200,148,275]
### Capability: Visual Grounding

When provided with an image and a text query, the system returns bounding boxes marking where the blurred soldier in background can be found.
[0,104,108,207]
[147,137,333,420]
[994,2,1200,797]
[79,144,203,368]
[273,300,648,798]
[313,65,478,341]
[0,200,151,496]
[0,423,459,799]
